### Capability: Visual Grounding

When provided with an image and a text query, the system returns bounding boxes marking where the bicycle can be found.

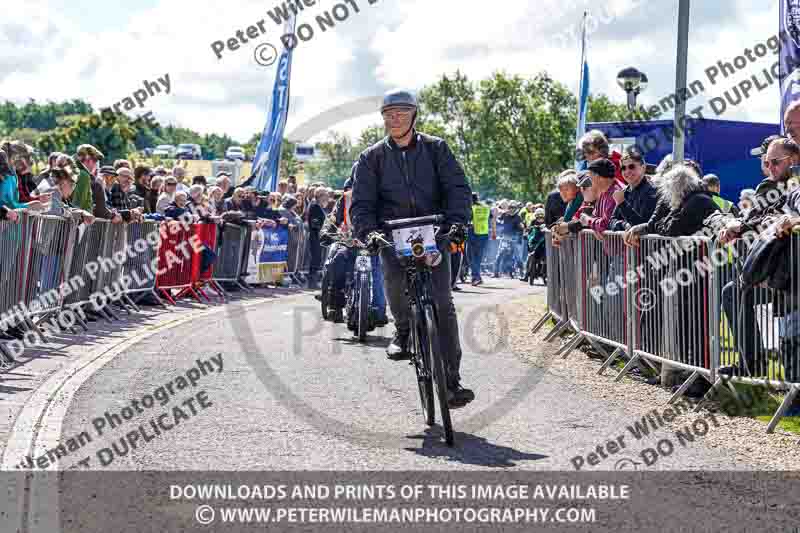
[367,214,463,446]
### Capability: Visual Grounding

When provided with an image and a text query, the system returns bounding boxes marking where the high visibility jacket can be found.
[472,203,490,235]
[712,194,734,213]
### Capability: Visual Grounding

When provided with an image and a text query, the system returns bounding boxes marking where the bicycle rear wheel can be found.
[423,303,454,446]
[357,272,369,342]
[412,314,435,426]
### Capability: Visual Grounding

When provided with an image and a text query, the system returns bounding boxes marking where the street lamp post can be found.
[673,0,691,161]
[617,67,649,111]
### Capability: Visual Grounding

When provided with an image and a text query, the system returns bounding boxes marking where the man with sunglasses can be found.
[351,89,474,408]
[608,146,658,232]
[719,137,798,244]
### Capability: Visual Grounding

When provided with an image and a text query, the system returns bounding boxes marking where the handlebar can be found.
[382,214,445,232]
[325,231,365,249]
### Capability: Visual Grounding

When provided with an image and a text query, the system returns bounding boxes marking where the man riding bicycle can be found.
[350,89,475,408]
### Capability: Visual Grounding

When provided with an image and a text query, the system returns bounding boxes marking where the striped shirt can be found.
[586,181,623,233]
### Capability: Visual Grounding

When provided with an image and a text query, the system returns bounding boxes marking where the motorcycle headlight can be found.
[355,255,372,271]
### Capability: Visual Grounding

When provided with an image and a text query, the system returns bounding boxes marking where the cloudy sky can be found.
[0,0,785,145]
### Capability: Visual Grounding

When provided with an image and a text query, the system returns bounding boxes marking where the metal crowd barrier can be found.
[535,228,800,433]
[94,221,130,317]
[212,222,251,291]
[286,223,308,285]
[0,214,263,369]
[123,220,163,306]
[701,236,800,432]
[0,214,36,364]
[532,230,580,346]
[62,219,120,322]
[19,214,74,327]
[156,221,195,304]
[190,223,224,302]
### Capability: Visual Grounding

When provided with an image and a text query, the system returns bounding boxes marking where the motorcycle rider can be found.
[522,208,547,283]
[320,172,388,327]
[350,89,475,408]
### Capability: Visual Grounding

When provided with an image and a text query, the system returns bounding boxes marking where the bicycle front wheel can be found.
[423,303,454,446]
[412,314,435,427]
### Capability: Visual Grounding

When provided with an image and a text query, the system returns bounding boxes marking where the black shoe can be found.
[387,331,411,360]
[332,309,344,324]
[374,314,389,327]
[447,384,475,408]
[452,285,462,292]
[5,327,25,340]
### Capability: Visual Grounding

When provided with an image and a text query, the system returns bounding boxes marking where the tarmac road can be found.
[40,278,748,472]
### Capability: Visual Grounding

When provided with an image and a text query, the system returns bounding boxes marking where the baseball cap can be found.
[165,176,178,184]
[576,170,592,188]
[620,145,646,164]
[751,134,783,157]
[587,158,616,179]
[117,167,133,179]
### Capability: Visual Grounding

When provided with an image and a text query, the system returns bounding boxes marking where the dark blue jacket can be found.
[609,178,659,231]
[350,131,471,239]
[496,211,524,237]
[164,202,190,219]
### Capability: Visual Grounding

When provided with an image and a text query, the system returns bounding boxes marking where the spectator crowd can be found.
[535,101,800,413]
[5,107,800,402]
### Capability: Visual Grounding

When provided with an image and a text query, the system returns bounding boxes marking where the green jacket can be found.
[71,158,94,212]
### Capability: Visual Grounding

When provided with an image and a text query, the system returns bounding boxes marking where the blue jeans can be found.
[468,233,488,281]
[515,235,527,268]
[371,255,386,317]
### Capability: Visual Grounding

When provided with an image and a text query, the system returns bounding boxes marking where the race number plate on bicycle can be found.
[392,225,437,257]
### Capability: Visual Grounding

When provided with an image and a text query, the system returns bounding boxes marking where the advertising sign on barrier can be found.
[257,226,289,284]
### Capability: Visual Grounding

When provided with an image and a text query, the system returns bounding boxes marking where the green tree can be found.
[38,112,137,162]
[304,131,356,187]
[419,70,478,172]
[586,94,631,123]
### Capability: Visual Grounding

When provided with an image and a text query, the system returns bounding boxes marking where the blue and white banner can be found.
[252,15,297,192]
[258,226,289,264]
[781,1,800,132]
[575,11,590,170]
